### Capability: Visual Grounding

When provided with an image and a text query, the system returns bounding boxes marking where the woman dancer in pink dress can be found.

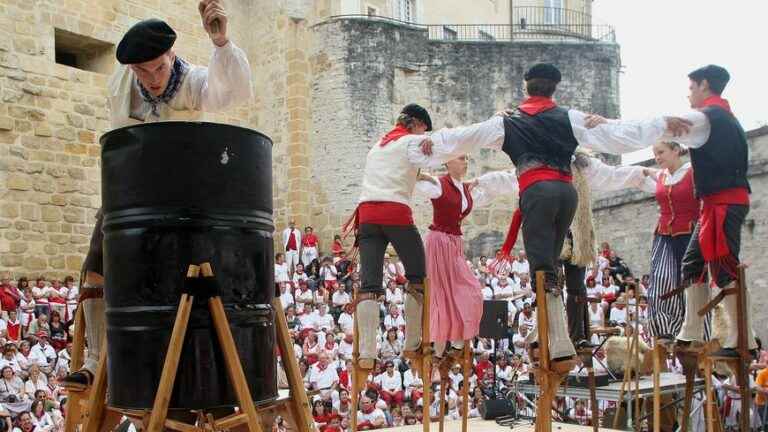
[416,155,507,364]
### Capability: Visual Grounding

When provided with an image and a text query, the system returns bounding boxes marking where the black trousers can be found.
[83,209,104,275]
[564,260,588,343]
[520,181,578,290]
[358,223,426,295]
[681,205,748,288]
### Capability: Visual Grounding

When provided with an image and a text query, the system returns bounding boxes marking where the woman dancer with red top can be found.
[638,142,703,344]
[414,155,484,362]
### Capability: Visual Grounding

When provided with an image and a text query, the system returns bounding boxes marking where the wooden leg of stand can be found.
[83,335,108,432]
[680,363,695,432]
[438,378,447,432]
[534,271,551,432]
[633,311,641,432]
[652,342,661,432]
[147,293,194,432]
[704,358,715,432]
[422,279,432,432]
[351,287,360,432]
[64,306,87,432]
[736,267,751,432]
[272,298,314,432]
[209,296,264,432]
[612,336,632,430]
[461,344,470,432]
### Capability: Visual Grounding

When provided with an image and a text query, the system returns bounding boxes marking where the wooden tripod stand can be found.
[436,343,471,432]
[64,262,314,432]
[533,270,562,432]
[350,279,433,432]
[698,265,752,432]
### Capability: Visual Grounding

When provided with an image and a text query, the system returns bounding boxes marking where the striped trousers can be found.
[648,233,710,339]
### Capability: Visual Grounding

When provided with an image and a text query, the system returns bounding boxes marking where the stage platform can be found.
[391,418,623,431]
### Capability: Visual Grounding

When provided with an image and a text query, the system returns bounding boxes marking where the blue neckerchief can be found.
[137,57,189,117]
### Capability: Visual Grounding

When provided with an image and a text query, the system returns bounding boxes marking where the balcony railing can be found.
[329,7,615,43]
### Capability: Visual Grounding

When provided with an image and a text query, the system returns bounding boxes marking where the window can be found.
[442,26,457,40]
[544,0,564,25]
[367,5,379,16]
[396,0,416,22]
[54,28,113,74]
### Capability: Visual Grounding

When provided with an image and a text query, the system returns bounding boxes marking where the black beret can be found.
[524,63,562,83]
[688,65,730,92]
[401,103,433,131]
[116,19,177,65]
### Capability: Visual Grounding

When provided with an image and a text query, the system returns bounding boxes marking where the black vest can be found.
[501,106,578,173]
[690,106,750,198]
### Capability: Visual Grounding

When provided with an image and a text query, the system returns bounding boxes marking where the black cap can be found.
[524,63,562,83]
[116,19,177,65]
[401,103,432,131]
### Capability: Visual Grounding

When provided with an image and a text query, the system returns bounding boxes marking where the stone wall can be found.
[0,0,263,279]
[593,127,768,342]
[308,16,621,256]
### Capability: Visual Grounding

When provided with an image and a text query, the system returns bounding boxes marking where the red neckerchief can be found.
[699,95,732,114]
[518,96,557,116]
[317,362,328,371]
[379,124,411,147]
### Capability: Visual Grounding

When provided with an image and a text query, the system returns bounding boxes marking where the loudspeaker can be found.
[480,398,515,420]
[479,300,508,339]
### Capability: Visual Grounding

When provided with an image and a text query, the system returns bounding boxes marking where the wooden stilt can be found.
[350,287,361,432]
[735,267,751,432]
[576,348,598,432]
[438,376,447,432]
[652,340,662,432]
[534,271,552,432]
[422,278,432,432]
[632,303,641,432]
[704,354,715,432]
[461,344,471,432]
[64,305,87,432]
[82,334,109,432]
[272,297,314,432]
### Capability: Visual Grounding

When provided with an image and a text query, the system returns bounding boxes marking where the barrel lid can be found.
[99,121,273,147]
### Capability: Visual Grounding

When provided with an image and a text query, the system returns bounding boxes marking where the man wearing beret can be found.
[62,0,252,390]
[579,65,756,359]
[412,62,691,372]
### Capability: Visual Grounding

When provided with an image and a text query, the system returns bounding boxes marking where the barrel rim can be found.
[99,121,273,147]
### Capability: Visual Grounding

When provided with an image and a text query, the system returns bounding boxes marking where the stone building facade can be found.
[0,0,620,279]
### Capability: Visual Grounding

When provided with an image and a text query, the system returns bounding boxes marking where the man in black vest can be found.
[579,65,755,357]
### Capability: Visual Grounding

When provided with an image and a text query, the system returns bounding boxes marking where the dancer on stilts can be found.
[414,155,484,367]
[580,64,756,357]
[466,151,653,350]
[637,142,709,345]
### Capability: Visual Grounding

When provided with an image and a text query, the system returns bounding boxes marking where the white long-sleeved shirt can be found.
[109,41,253,129]
[469,156,647,203]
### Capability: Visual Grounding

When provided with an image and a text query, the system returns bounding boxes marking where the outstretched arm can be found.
[407,116,504,168]
[470,170,519,207]
[582,157,650,192]
[570,110,709,154]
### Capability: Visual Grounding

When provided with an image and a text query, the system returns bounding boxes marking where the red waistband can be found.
[518,167,573,193]
[358,202,414,226]
[495,168,572,263]
[701,187,750,206]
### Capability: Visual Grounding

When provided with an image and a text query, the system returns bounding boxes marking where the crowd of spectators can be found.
[0,275,78,432]
[274,233,768,431]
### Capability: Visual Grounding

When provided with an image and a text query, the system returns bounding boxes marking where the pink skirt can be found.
[425,230,483,342]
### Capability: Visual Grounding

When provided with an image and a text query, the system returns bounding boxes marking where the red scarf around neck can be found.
[518,96,557,116]
[699,95,732,114]
[379,125,411,147]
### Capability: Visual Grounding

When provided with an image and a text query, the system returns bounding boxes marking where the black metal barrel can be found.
[100,122,276,410]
